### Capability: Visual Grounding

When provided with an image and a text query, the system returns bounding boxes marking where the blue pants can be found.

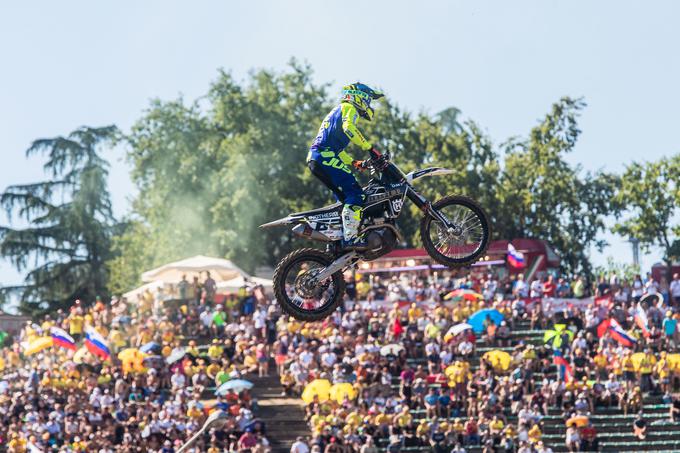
[308,158,364,206]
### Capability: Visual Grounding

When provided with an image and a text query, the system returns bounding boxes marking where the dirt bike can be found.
[260,149,491,321]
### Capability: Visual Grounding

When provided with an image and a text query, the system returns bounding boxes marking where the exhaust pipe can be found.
[292,224,332,242]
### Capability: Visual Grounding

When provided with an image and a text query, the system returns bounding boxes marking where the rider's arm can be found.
[340,103,372,164]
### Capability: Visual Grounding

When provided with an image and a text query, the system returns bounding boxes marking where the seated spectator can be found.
[633,411,647,440]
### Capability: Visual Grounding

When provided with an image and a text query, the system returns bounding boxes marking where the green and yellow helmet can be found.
[341,83,384,121]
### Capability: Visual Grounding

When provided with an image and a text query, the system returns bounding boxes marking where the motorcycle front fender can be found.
[405,167,455,183]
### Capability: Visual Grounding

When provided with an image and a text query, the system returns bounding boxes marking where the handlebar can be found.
[367,148,390,171]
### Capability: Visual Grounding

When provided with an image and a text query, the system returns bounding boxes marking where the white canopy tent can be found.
[141,255,248,283]
[123,280,167,302]
[216,275,273,294]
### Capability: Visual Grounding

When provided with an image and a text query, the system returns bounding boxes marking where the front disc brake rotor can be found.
[294,269,330,299]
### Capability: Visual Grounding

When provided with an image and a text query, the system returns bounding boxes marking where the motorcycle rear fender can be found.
[405,167,455,183]
[259,216,297,228]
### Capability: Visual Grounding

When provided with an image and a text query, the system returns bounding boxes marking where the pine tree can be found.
[0,126,118,314]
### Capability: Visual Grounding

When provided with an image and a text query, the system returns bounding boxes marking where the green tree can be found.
[613,155,680,281]
[0,126,119,314]
[108,62,334,292]
[494,97,618,275]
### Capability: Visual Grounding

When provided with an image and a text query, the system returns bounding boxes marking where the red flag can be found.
[553,355,573,382]
[393,317,404,338]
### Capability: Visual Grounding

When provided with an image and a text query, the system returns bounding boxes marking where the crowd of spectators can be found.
[1,266,680,453]
[283,270,680,453]
[0,274,276,452]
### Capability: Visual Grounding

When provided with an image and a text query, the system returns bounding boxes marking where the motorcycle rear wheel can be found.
[273,248,346,322]
[420,195,491,267]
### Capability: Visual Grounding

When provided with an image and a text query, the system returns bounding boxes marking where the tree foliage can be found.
[107,64,622,294]
[613,155,680,280]
[0,126,118,314]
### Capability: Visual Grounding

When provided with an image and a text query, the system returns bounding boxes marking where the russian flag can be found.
[507,244,525,268]
[50,327,76,351]
[85,326,111,360]
[608,319,637,348]
[553,351,573,382]
[634,307,651,338]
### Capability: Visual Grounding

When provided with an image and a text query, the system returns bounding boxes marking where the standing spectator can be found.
[670,273,680,306]
[632,275,644,301]
[572,276,585,298]
[543,275,556,298]
[513,275,529,299]
[204,271,217,305]
[530,278,543,299]
[178,274,189,301]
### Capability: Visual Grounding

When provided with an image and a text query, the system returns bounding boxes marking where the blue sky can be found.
[1,0,678,286]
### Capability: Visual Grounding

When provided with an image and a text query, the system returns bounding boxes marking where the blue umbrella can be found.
[140,342,160,354]
[467,308,504,334]
[215,379,254,395]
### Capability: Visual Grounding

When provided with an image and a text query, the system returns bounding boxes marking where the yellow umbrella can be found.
[667,353,680,372]
[24,337,53,356]
[482,350,512,372]
[73,346,90,364]
[301,379,331,404]
[117,348,147,373]
[329,383,357,403]
[444,361,469,378]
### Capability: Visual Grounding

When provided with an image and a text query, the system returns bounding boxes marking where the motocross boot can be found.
[341,204,368,251]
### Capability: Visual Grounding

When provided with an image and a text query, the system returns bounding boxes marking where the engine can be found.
[361,227,398,261]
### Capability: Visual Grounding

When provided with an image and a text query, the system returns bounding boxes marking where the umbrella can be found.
[666,353,680,372]
[329,383,357,403]
[567,415,589,428]
[629,352,655,371]
[166,348,186,365]
[482,350,512,372]
[140,342,160,354]
[444,289,483,301]
[444,361,470,378]
[380,344,404,356]
[640,293,662,306]
[23,337,53,356]
[447,323,473,338]
[73,346,90,364]
[468,309,504,334]
[215,379,254,395]
[543,324,574,348]
[301,379,331,404]
[118,348,147,373]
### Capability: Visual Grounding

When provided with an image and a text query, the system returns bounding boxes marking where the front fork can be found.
[406,186,455,229]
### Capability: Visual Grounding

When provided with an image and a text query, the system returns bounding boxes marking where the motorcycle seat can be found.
[292,202,342,216]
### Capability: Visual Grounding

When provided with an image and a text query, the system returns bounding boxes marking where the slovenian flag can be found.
[507,244,525,268]
[608,319,637,348]
[85,326,111,359]
[50,327,77,351]
[634,307,651,338]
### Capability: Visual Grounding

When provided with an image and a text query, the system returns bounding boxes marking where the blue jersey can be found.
[308,103,372,165]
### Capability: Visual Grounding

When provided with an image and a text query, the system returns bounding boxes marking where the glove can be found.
[352,160,367,171]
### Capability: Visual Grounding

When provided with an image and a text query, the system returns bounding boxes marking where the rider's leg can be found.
[307,160,346,203]
[307,158,365,244]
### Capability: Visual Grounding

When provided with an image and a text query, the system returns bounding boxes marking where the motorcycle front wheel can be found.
[273,248,346,322]
[420,195,491,268]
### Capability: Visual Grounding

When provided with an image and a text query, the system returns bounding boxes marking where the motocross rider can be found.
[307,83,384,250]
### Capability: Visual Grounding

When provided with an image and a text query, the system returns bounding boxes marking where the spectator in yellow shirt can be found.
[68,314,84,340]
